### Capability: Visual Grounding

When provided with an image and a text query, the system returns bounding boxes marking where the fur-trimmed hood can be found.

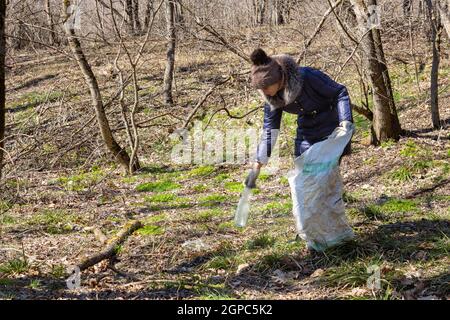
[259,54,304,111]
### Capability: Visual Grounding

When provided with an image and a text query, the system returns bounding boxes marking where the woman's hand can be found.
[244,162,263,189]
[252,161,263,171]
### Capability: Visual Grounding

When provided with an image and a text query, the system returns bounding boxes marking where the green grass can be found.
[136,225,165,236]
[217,221,234,231]
[215,173,230,182]
[145,213,167,224]
[260,201,292,215]
[50,264,67,279]
[245,233,276,250]
[381,198,419,214]
[136,180,180,192]
[193,184,208,192]
[400,140,419,158]
[144,193,176,203]
[28,209,81,234]
[429,232,449,258]
[0,258,29,275]
[57,167,105,191]
[254,251,287,272]
[198,194,229,207]
[380,139,397,149]
[389,158,435,182]
[0,278,15,286]
[389,166,413,181]
[203,242,237,270]
[192,209,226,223]
[224,181,244,193]
[0,214,16,225]
[279,176,289,186]
[343,191,360,204]
[361,198,419,221]
[7,90,64,110]
[258,174,271,182]
[0,200,12,213]
[28,279,41,289]
[187,165,215,177]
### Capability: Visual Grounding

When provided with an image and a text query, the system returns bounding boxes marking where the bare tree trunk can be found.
[174,0,184,24]
[369,0,402,136]
[144,0,154,30]
[0,0,6,179]
[437,0,450,38]
[45,0,58,46]
[403,0,413,17]
[253,0,267,25]
[350,0,402,145]
[274,0,285,25]
[133,0,142,34]
[126,0,135,35]
[163,0,176,106]
[62,0,138,174]
[426,0,442,129]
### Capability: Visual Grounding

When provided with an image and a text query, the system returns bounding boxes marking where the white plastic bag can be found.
[287,121,355,252]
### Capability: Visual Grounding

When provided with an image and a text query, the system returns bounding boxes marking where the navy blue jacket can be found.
[256,67,353,164]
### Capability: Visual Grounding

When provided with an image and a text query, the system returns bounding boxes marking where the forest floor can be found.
[0,33,449,299]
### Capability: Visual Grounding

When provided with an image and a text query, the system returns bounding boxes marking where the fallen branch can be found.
[77,220,142,272]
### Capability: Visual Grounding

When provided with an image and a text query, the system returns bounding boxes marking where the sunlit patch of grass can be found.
[7,90,64,110]
[215,173,230,182]
[343,191,360,204]
[400,140,419,158]
[380,139,396,149]
[136,225,165,236]
[145,213,167,224]
[144,193,176,203]
[57,166,105,191]
[259,201,292,216]
[27,209,82,234]
[0,214,16,225]
[198,194,229,207]
[361,198,418,221]
[389,166,413,181]
[191,209,226,223]
[279,176,289,186]
[136,180,180,192]
[258,174,271,181]
[381,198,419,214]
[50,264,66,279]
[0,258,29,275]
[193,184,208,192]
[145,196,192,212]
[217,221,234,232]
[187,165,215,177]
[224,181,244,193]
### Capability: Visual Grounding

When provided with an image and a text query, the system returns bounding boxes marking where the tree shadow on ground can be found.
[224,218,449,299]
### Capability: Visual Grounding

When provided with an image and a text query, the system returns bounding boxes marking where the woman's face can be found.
[261,81,282,97]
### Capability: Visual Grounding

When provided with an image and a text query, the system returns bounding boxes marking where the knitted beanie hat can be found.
[250,48,283,89]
